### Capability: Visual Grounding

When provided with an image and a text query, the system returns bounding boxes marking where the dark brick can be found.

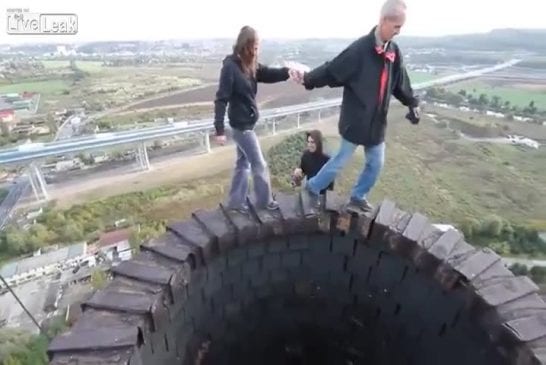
[477,276,539,307]
[324,190,345,212]
[246,196,284,237]
[247,244,266,258]
[220,203,260,245]
[332,235,356,256]
[249,270,269,288]
[227,247,247,267]
[308,235,331,253]
[222,266,242,286]
[276,192,303,234]
[452,248,501,282]
[192,208,236,253]
[281,251,301,268]
[267,238,288,253]
[48,326,139,353]
[141,231,194,264]
[262,253,281,271]
[428,229,463,261]
[242,258,261,276]
[167,218,216,264]
[111,260,172,286]
[287,234,310,250]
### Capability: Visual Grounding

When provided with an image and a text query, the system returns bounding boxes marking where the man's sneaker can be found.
[227,204,249,214]
[347,197,374,213]
[266,200,280,211]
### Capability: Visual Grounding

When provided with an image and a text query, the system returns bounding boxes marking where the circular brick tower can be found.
[47,192,546,364]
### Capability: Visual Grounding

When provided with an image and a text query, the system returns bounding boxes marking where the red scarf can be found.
[375,45,396,105]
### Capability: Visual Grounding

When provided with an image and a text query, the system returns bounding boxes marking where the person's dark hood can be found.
[306,129,324,155]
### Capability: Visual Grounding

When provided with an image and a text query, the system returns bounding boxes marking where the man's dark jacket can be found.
[214,54,289,135]
[303,27,418,146]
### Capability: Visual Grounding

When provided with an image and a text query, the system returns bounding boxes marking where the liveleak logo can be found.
[6,9,78,35]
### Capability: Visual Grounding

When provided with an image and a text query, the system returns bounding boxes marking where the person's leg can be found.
[350,142,385,207]
[227,130,251,210]
[306,138,357,195]
[235,130,276,209]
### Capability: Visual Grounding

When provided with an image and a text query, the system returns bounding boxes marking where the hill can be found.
[398,28,546,53]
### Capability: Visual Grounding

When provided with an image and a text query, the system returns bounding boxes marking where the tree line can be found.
[425,87,544,120]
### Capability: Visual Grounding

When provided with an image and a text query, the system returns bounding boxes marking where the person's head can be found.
[233,25,259,77]
[377,0,407,42]
[305,130,324,154]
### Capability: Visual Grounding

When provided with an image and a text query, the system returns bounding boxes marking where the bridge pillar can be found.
[137,143,150,170]
[29,164,48,201]
[271,119,277,135]
[318,109,322,123]
[296,113,301,129]
[203,132,211,154]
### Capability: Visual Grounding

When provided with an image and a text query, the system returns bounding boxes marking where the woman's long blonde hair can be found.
[233,25,258,77]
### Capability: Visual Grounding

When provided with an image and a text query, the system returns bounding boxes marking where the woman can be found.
[213,25,298,212]
[292,130,334,194]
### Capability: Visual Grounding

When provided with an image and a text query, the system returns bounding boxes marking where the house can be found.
[91,228,133,261]
[0,242,88,287]
[0,109,14,123]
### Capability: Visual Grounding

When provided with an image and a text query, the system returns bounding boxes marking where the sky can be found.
[0,0,542,44]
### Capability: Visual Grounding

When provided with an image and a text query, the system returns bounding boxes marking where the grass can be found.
[41,60,105,73]
[448,80,546,109]
[268,106,546,227]
[0,80,70,95]
[409,71,438,83]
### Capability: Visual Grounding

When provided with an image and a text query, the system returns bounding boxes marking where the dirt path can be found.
[48,118,340,208]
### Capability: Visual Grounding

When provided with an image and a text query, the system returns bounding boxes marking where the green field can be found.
[409,71,438,83]
[0,80,70,95]
[448,80,546,109]
[41,60,105,73]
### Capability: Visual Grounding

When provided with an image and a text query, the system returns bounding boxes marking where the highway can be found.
[0,115,78,229]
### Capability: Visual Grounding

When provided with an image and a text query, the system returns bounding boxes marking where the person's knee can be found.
[251,158,267,174]
[366,154,384,174]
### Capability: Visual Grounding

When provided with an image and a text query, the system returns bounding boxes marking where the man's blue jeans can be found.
[306,138,385,202]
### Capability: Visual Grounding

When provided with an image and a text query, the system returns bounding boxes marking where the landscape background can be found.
[0,27,545,364]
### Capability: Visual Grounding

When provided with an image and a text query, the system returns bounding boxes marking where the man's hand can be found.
[405,105,421,125]
[288,69,304,84]
[214,135,227,145]
[293,168,303,178]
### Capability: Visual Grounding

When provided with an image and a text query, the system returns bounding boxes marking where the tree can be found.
[490,95,501,109]
[91,269,108,290]
[478,93,489,106]
[458,89,467,97]
[3,355,23,365]
[481,215,503,237]
[459,218,480,238]
[509,263,528,276]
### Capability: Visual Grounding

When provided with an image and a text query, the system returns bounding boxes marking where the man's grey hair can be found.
[380,0,407,19]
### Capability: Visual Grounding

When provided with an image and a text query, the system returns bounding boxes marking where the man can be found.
[298,0,421,212]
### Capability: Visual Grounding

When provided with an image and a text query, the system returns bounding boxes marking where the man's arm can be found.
[213,62,234,136]
[256,64,290,83]
[303,39,361,90]
[391,48,419,108]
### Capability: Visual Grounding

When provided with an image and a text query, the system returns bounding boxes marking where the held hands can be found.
[289,68,305,84]
[285,61,310,85]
